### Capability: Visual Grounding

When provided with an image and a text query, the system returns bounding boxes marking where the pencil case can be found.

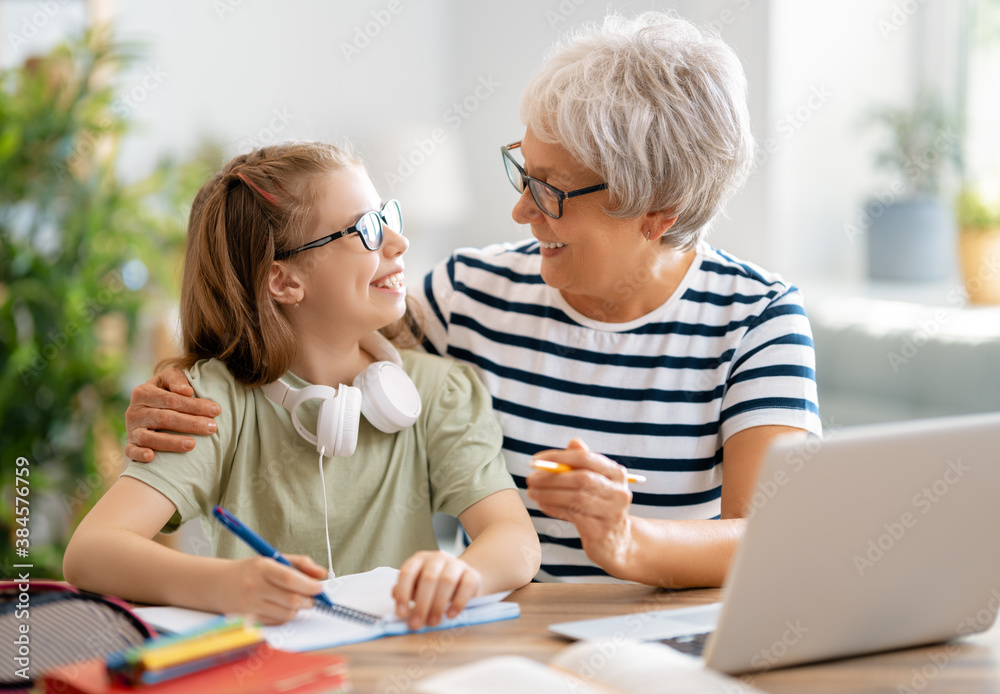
[106,614,265,687]
[0,580,155,692]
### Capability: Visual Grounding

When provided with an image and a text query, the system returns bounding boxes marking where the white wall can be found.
[1,0,966,286]
[1,0,771,282]
[767,1,967,287]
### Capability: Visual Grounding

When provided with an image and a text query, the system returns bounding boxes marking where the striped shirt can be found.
[414,239,822,582]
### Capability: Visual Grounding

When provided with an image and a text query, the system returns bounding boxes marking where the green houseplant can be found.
[955,181,1000,304]
[0,28,208,578]
[863,92,963,281]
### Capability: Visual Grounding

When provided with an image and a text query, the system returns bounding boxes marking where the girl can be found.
[63,142,540,628]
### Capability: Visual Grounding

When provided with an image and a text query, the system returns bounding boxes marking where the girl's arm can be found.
[63,477,327,624]
[456,488,541,591]
[391,488,539,630]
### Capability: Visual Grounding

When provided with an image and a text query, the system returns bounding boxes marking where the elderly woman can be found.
[123,11,820,588]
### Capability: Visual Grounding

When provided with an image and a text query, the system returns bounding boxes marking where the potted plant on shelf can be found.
[955,180,1000,304]
[863,92,963,281]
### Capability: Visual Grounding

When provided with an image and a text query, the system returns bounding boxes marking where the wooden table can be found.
[330,583,1000,693]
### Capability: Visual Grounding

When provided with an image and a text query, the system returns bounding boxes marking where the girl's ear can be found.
[268,262,305,306]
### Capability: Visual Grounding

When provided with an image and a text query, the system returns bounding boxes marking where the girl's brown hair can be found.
[162,142,421,387]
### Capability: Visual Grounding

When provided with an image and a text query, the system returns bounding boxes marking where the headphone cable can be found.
[317,446,336,579]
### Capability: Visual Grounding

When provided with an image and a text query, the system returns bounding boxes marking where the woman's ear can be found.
[642,209,679,243]
[268,262,305,306]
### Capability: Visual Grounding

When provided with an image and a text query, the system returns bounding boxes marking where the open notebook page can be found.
[135,566,516,652]
[319,566,512,618]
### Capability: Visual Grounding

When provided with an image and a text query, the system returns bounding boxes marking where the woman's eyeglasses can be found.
[501,141,608,219]
[275,199,402,260]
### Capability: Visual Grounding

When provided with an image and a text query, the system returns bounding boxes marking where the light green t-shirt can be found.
[122,350,515,575]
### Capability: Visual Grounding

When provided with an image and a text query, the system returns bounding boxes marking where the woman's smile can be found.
[537,239,567,257]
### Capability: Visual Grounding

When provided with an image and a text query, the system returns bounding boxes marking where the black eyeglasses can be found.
[501,141,608,219]
[275,199,402,260]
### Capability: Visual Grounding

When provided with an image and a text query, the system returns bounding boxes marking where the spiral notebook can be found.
[135,566,519,652]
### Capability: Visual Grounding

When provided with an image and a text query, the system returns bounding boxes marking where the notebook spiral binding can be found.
[315,602,382,625]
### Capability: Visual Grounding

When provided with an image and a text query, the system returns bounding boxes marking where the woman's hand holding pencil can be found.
[532,459,647,485]
[525,438,642,579]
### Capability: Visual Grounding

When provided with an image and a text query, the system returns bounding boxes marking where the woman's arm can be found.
[391,489,540,630]
[63,477,326,624]
[526,425,806,588]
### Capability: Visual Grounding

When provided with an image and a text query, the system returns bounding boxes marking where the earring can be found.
[645,230,651,242]
[294,302,299,308]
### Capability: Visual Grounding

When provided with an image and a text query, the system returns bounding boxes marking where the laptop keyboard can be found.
[659,631,713,656]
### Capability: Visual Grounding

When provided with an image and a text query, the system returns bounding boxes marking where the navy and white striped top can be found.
[414,239,821,582]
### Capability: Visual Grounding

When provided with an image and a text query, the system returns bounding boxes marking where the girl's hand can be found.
[526,438,634,577]
[392,551,483,630]
[214,554,328,625]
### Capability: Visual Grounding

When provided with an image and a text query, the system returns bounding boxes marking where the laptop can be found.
[549,412,1000,674]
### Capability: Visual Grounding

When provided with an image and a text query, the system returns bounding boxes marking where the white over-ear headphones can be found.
[260,332,422,457]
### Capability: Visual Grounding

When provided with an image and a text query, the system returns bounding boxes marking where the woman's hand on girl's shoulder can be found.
[212,554,327,625]
[125,367,221,462]
[392,551,482,631]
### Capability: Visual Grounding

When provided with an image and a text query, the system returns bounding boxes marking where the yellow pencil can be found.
[140,623,263,671]
[532,459,647,485]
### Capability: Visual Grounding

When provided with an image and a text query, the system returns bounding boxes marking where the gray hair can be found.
[520,11,755,248]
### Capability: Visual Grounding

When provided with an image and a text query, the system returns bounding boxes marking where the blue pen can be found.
[212,505,337,611]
